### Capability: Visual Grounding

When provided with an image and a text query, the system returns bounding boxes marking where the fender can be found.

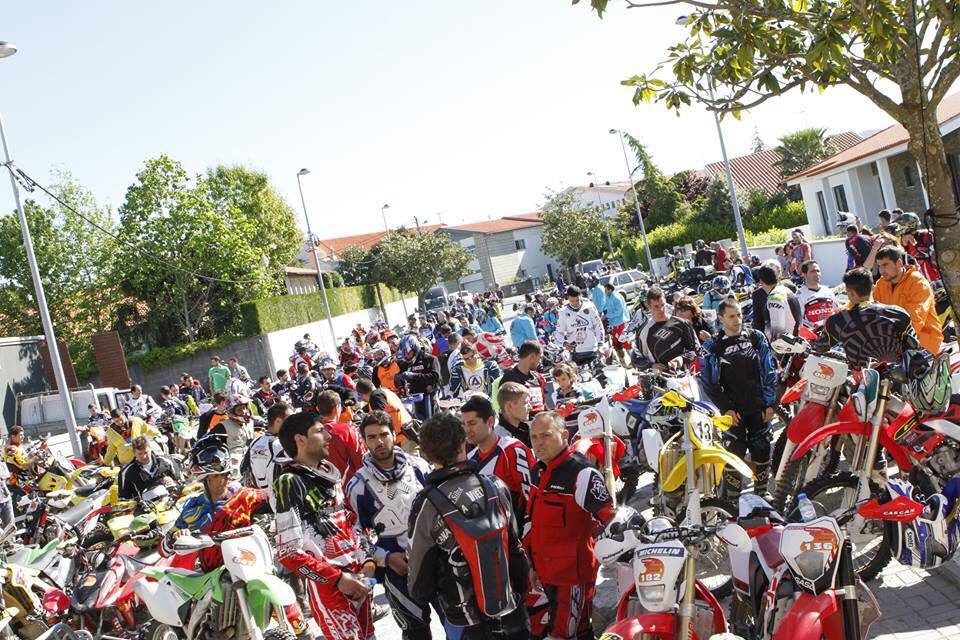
[780,379,807,405]
[772,591,843,639]
[791,421,914,472]
[784,402,828,444]
[609,582,726,639]
[662,446,754,493]
[245,575,297,628]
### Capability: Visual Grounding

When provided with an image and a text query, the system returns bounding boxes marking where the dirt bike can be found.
[638,388,753,597]
[80,484,189,551]
[135,525,298,640]
[593,506,752,640]
[725,493,883,639]
[769,342,857,510]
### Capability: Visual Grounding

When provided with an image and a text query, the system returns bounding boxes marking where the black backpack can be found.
[425,474,514,618]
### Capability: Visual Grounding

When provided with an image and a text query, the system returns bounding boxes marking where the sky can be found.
[0,1,940,241]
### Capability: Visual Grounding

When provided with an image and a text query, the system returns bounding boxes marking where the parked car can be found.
[581,259,622,275]
[423,286,448,311]
[599,269,649,302]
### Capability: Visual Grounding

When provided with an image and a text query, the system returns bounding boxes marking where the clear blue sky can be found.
[0,1,931,240]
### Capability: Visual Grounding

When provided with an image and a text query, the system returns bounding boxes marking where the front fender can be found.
[246,574,296,628]
[772,591,843,640]
[600,613,677,640]
[790,421,870,461]
[662,446,754,493]
[785,402,829,444]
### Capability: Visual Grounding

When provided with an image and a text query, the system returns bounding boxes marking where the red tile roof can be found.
[445,216,543,234]
[788,93,960,181]
[706,132,863,194]
[315,223,446,260]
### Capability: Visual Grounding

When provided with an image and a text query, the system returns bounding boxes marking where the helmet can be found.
[835,211,856,229]
[189,434,231,479]
[889,478,960,569]
[902,350,951,416]
[371,341,391,367]
[588,275,600,288]
[712,275,731,295]
[319,358,337,371]
[891,212,920,236]
[398,335,422,360]
[695,239,705,249]
[643,516,675,537]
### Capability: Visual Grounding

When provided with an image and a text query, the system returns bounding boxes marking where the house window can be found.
[833,184,849,212]
[515,239,526,250]
[903,164,915,187]
[816,191,829,232]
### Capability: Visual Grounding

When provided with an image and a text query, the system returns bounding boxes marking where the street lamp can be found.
[295,168,338,350]
[381,203,390,233]
[675,15,749,257]
[587,171,615,257]
[0,42,81,455]
[609,129,656,275]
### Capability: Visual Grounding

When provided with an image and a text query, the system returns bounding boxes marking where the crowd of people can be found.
[1,205,952,640]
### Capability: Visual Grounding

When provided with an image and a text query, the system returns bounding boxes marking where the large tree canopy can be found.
[374,230,472,297]
[540,188,607,267]
[574,0,960,313]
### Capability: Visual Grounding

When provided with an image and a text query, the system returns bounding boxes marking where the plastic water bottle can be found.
[797,493,817,522]
[361,577,378,589]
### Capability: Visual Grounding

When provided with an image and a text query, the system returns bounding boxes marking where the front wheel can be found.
[792,472,893,582]
[696,497,737,599]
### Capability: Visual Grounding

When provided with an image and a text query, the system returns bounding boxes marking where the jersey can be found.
[554,301,605,355]
[701,330,777,415]
[344,450,430,566]
[906,230,940,282]
[274,461,369,584]
[3,444,29,486]
[816,301,919,370]
[634,317,699,368]
[468,435,535,526]
[797,285,837,329]
[765,285,802,341]
[244,431,290,508]
[499,365,548,414]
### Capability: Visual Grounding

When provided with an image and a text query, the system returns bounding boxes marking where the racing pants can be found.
[543,582,596,640]
[383,566,432,640]
[571,351,596,367]
[459,605,529,640]
[304,573,374,640]
[721,411,772,493]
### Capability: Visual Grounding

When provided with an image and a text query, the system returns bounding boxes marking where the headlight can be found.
[793,551,828,582]
[638,585,666,601]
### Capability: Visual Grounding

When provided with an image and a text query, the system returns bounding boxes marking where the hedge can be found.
[239,284,405,335]
[128,333,247,373]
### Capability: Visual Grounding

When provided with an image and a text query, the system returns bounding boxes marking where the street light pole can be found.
[296,169,338,351]
[380,203,390,233]
[611,130,656,276]
[676,16,749,257]
[587,171,615,257]
[0,43,81,456]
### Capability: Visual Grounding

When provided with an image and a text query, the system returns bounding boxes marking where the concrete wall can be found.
[485,232,523,285]
[127,294,417,397]
[514,226,558,282]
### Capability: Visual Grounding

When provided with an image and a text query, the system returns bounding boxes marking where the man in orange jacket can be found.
[874,246,943,355]
[355,378,417,453]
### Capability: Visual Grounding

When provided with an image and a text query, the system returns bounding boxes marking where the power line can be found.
[4,161,290,286]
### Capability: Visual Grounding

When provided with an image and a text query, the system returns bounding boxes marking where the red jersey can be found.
[905,230,940,282]
[322,421,365,487]
[468,435,535,523]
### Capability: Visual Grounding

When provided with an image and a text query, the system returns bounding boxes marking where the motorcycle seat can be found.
[73,484,99,498]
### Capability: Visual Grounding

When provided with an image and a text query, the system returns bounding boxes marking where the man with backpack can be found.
[407,412,530,640]
[346,412,433,640]
[526,411,615,640]
[700,299,778,495]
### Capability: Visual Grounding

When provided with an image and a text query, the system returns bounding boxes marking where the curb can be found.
[938,557,960,590]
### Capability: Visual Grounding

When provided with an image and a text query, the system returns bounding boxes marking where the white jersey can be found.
[554,301,605,354]
[796,285,837,329]
[245,432,289,509]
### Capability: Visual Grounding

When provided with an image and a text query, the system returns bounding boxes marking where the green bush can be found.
[240,284,404,335]
[321,271,344,288]
[745,228,790,247]
[129,334,246,373]
[747,201,807,232]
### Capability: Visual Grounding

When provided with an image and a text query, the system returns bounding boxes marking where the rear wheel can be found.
[792,472,892,582]
[80,523,113,551]
[696,497,737,598]
[147,621,183,640]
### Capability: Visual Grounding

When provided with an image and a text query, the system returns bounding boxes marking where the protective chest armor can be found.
[355,463,423,543]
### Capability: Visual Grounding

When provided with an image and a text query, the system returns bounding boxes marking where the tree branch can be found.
[930,56,960,106]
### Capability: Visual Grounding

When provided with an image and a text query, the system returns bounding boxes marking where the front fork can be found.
[677,546,700,640]
[851,380,891,504]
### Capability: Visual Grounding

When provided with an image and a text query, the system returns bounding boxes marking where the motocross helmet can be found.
[835,211,856,230]
[712,275,731,295]
[643,516,675,537]
[695,239,705,249]
[189,434,231,479]
[902,349,952,416]
[371,341,392,367]
[398,334,422,361]
[890,478,960,569]
[891,212,920,236]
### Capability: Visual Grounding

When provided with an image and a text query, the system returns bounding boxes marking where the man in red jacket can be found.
[526,411,615,640]
[315,390,365,487]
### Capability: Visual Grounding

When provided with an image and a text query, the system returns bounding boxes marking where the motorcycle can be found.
[726,493,885,639]
[769,342,856,510]
[81,484,187,551]
[594,506,752,640]
[135,525,299,640]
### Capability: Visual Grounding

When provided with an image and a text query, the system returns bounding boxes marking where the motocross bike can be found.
[638,388,753,597]
[80,484,187,551]
[135,525,299,640]
[725,493,891,639]
[769,342,857,511]
[593,506,753,640]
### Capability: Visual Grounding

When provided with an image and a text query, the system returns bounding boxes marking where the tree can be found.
[115,156,272,347]
[0,170,118,378]
[773,128,838,178]
[575,0,960,314]
[337,245,376,286]
[374,230,471,299]
[751,127,767,153]
[206,165,303,294]
[540,189,606,267]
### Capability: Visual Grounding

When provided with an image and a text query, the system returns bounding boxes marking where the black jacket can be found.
[118,454,179,500]
[398,353,441,395]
